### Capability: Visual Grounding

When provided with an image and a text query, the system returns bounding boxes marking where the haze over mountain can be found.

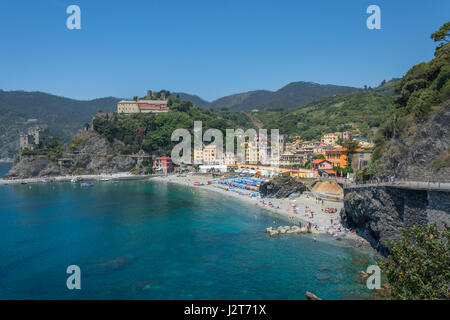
[177,81,359,111]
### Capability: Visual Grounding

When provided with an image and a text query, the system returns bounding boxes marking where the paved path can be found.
[343,181,450,192]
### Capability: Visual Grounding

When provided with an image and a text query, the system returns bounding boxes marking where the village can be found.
[15,89,375,181]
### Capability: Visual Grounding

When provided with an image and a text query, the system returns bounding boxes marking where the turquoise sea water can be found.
[0,162,12,178]
[0,179,376,299]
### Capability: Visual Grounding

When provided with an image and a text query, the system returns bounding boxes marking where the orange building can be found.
[325,148,348,168]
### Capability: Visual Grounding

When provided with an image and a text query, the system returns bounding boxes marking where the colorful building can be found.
[117,92,169,114]
[203,145,217,164]
[325,148,348,168]
[321,133,340,146]
[311,159,333,171]
[153,157,174,173]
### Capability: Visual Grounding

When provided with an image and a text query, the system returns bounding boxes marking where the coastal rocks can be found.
[3,129,144,178]
[342,186,450,255]
[265,225,308,236]
[4,155,62,179]
[375,104,450,182]
[259,176,307,198]
[305,291,322,300]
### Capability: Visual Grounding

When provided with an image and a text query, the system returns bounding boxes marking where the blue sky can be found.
[0,0,448,101]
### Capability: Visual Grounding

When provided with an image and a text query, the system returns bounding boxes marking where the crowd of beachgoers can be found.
[152,174,372,248]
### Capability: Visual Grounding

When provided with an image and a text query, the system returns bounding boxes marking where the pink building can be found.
[153,157,174,173]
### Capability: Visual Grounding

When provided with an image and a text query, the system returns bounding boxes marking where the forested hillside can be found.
[0,90,119,159]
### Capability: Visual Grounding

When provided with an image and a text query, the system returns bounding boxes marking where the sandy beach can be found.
[151,174,372,248]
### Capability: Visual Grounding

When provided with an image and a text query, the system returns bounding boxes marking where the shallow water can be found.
[0,180,375,299]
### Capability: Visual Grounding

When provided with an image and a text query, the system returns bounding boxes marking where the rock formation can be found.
[259,175,307,198]
[342,186,450,255]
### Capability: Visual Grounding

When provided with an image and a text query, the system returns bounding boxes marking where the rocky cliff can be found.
[342,186,450,255]
[375,103,450,182]
[259,175,307,198]
[4,129,147,179]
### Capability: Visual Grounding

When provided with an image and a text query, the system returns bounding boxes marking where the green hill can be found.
[253,89,394,141]
[0,90,119,159]
[208,81,359,111]
[364,22,450,181]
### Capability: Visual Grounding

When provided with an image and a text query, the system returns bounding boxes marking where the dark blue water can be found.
[0,162,12,178]
[0,180,375,299]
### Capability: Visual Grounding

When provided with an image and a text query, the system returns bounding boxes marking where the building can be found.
[325,148,348,168]
[223,152,236,166]
[351,149,373,171]
[321,133,341,146]
[203,145,218,164]
[193,147,203,164]
[311,159,333,171]
[19,128,49,150]
[153,157,174,173]
[117,92,169,114]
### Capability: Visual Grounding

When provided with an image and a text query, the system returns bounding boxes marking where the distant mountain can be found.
[0,90,120,159]
[173,92,210,108]
[207,82,359,111]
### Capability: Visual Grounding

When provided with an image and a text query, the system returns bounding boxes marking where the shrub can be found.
[378,223,449,300]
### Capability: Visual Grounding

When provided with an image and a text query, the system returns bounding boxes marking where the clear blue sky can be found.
[0,0,448,101]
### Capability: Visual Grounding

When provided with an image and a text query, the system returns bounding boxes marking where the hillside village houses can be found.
[117,90,170,114]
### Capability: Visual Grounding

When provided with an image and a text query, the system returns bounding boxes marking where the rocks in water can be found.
[358,271,369,282]
[305,291,322,300]
[265,225,307,236]
[259,176,307,199]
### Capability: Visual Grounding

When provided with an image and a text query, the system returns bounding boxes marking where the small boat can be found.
[71,178,78,184]
[42,180,49,184]
[80,182,93,188]
[21,181,27,185]
[100,178,110,182]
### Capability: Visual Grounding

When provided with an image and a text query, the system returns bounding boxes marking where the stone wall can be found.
[342,186,449,255]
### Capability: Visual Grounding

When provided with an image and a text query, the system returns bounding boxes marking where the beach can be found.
[151,174,372,248]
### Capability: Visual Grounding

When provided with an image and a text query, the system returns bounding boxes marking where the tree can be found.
[430,22,450,46]
[378,223,449,300]
[133,127,146,144]
[312,154,325,160]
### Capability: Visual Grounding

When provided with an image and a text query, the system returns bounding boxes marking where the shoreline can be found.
[0,172,156,185]
[151,174,374,251]
[1,172,375,252]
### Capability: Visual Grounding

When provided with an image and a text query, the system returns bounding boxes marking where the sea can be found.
[0,172,376,299]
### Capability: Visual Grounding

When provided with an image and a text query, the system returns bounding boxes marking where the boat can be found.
[100,178,110,182]
[71,178,79,184]
[80,182,93,188]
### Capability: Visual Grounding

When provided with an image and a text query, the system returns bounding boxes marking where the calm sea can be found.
[0,162,12,178]
[0,180,375,299]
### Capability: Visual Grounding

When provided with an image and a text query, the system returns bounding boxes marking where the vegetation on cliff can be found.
[362,22,450,181]
[92,96,232,156]
[379,223,449,300]
[253,86,394,141]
